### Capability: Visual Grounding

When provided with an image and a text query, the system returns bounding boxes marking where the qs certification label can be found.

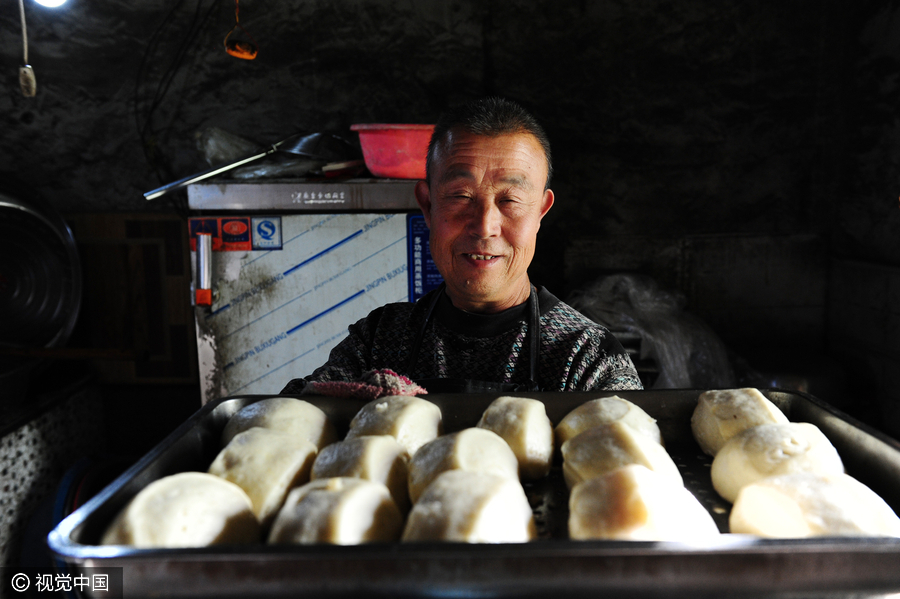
[251,216,283,250]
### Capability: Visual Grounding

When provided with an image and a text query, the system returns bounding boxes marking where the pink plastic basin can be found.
[350,123,435,179]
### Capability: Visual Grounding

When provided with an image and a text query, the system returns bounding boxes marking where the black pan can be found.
[47,389,900,599]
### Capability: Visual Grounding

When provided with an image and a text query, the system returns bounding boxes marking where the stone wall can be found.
[0,383,105,571]
[1,0,899,427]
[0,1,863,239]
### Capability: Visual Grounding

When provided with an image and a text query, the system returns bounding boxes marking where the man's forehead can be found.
[434,130,547,187]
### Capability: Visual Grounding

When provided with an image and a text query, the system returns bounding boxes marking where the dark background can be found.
[1,0,899,446]
[3,0,900,574]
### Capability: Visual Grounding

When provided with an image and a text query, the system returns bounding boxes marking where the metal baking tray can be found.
[48,389,900,598]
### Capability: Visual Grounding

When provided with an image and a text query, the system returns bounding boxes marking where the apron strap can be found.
[527,284,539,383]
[405,283,444,375]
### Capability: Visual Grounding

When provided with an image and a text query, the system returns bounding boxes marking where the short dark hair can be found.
[425,97,553,189]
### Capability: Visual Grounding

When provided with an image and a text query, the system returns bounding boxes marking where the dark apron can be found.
[405,284,542,393]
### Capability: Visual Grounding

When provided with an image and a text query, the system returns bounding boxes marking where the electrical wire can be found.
[134,0,193,215]
[140,0,215,215]
[134,0,222,216]
[143,0,210,139]
[18,0,28,65]
[133,0,185,147]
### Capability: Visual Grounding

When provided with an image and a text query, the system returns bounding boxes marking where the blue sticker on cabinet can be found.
[407,214,443,302]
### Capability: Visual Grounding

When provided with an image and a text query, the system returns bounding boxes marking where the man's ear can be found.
[539,188,555,220]
[415,180,433,228]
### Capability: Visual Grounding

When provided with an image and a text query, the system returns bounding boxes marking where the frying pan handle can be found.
[143,145,276,200]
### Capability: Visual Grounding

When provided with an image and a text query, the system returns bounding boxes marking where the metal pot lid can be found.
[0,192,82,350]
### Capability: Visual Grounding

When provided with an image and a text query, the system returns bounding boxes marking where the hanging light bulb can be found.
[33,0,67,6]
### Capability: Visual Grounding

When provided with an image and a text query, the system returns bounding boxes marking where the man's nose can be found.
[467,200,502,237]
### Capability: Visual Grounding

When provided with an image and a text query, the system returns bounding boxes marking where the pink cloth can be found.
[301,368,427,400]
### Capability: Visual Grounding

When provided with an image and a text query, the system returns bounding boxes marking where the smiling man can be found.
[418,126,552,314]
[282,97,642,394]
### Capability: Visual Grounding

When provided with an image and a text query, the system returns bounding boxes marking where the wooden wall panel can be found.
[66,214,197,385]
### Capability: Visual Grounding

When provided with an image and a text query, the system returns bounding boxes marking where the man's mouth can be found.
[465,253,499,261]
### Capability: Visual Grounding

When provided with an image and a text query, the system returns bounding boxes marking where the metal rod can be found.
[197,233,212,290]
[143,148,273,200]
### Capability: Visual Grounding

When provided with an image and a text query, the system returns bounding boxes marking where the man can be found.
[281,97,642,394]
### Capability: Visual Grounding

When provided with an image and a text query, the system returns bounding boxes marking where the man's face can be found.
[415,130,554,313]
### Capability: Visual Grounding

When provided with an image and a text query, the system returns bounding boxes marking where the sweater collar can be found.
[432,285,559,338]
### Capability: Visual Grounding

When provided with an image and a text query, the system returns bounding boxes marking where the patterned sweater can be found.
[280,286,643,394]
